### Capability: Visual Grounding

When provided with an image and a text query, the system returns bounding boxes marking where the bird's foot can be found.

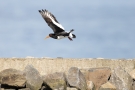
[68,37,73,41]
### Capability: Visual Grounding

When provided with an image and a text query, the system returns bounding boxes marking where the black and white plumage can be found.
[39,9,76,41]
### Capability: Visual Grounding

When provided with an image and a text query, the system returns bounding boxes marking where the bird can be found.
[38,9,76,41]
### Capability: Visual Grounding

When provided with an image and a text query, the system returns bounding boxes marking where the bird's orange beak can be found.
[44,35,50,40]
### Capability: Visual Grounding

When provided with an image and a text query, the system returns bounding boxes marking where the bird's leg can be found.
[68,37,73,41]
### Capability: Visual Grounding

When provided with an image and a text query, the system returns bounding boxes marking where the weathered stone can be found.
[129,69,135,79]
[42,72,66,90]
[87,81,95,90]
[19,88,30,90]
[67,67,87,90]
[85,67,111,90]
[132,80,135,90]
[67,87,78,90]
[0,68,26,87]
[0,58,135,75]
[24,65,43,90]
[41,86,46,90]
[109,66,133,90]
[130,70,135,89]
[99,82,116,90]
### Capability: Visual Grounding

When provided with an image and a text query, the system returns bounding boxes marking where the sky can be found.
[0,0,135,59]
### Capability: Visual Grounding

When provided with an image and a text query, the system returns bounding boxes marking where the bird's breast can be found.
[57,36,68,40]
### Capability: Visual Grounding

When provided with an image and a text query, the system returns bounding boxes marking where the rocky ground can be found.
[0,58,135,90]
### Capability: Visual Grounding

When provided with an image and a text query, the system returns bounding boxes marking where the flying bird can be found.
[38,9,76,41]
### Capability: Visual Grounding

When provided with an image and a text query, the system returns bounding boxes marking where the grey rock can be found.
[99,82,116,90]
[129,69,135,90]
[19,88,30,90]
[41,86,46,90]
[85,67,111,90]
[42,72,66,90]
[0,68,26,87]
[67,87,78,90]
[87,81,95,90]
[109,66,133,90]
[67,67,87,90]
[132,80,135,90]
[24,65,43,90]
[129,69,135,79]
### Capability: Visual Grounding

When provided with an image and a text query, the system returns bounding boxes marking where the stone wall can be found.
[0,58,135,90]
[0,58,134,75]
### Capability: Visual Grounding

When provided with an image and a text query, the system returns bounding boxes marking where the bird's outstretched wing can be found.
[39,9,65,33]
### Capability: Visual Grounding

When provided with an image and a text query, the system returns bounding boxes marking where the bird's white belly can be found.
[57,36,68,40]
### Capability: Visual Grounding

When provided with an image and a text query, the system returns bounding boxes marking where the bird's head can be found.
[44,33,57,40]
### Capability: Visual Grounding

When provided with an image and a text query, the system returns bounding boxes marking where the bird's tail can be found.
[68,29,76,39]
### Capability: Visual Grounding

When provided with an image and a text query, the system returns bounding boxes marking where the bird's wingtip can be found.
[38,9,48,13]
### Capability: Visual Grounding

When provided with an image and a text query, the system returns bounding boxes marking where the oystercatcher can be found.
[39,9,76,41]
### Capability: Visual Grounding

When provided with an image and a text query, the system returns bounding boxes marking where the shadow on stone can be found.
[40,83,52,90]
[1,84,25,90]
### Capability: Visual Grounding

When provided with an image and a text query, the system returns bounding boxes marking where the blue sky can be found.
[0,0,135,58]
